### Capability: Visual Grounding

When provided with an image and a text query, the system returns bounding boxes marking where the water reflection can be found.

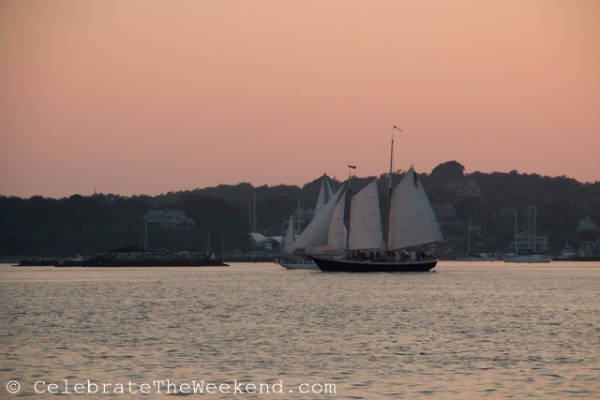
[1,262,599,398]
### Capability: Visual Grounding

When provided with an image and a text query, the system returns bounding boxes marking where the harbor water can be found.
[1,261,599,398]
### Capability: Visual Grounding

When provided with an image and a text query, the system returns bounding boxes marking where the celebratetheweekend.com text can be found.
[5,379,337,396]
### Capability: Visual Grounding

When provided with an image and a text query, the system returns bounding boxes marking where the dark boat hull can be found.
[310,256,437,272]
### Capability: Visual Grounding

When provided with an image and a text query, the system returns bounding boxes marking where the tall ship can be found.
[291,127,443,272]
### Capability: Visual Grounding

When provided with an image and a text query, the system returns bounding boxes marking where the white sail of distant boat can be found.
[283,214,295,253]
[278,175,339,269]
[287,185,346,253]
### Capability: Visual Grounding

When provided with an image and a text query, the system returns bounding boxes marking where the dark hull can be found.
[310,256,437,272]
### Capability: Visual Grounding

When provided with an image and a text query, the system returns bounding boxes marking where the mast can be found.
[345,165,356,254]
[144,222,148,251]
[205,225,212,253]
[467,216,472,254]
[385,126,401,251]
[514,210,518,252]
[533,206,537,253]
[221,234,225,259]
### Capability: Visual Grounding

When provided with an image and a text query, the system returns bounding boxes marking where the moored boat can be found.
[556,243,577,260]
[503,253,552,263]
[277,256,319,270]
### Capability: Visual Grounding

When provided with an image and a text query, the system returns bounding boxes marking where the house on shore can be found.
[143,209,195,230]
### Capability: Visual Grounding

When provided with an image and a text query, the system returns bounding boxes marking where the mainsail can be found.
[386,168,443,250]
[348,180,385,250]
[290,167,441,255]
[289,180,385,253]
[327,192,347,251]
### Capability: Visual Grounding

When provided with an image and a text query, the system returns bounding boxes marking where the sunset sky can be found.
[1,0,599,198]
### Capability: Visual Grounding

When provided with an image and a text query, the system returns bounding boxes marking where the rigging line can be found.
[349,125,405,178]
[351,142,389,174]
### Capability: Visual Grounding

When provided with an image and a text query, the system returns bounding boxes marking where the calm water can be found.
[1,261,599,399]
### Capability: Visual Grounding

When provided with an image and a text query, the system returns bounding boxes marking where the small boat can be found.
[277,255,319,270]
[556,243,577,260]
[295,126,444,272]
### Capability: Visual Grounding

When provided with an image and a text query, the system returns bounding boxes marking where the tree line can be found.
[1,161,599,259]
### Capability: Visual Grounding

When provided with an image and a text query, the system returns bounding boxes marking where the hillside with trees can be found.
[1,162,599,260]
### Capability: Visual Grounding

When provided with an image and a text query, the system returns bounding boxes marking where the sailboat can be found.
[278,214,319,269]
[456,217,486,261]
[503,206,552,263]
[294,130,444,272]
[278,175,334,270]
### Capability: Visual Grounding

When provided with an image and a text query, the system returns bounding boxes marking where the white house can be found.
[143,209,195,230]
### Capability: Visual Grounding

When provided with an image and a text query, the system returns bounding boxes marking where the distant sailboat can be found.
[278,175,335,270]
[298,128,444,272]
[503,206,552,263]
[456,217,486,261]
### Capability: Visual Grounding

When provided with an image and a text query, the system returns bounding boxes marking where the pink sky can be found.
[1,0,599,198]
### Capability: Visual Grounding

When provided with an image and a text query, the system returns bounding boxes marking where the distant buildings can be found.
[446,179,482,196]
[577,216,600,232]
[576,217,600,258]
[510,231,548,253]
[579,238,600,258]
[142,209,195,230]
[435,202,461,226]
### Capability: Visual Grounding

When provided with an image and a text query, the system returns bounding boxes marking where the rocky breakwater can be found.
[57,249,228,267]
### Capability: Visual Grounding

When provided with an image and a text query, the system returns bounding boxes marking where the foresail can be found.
[314,175,334,218]
[349,180,384,250]
[288,184,345,252]
[387,168,443,250]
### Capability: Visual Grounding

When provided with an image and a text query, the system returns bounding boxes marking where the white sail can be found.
[387,168,443,250]
[288,184,345,253]
[326,191,347,251]
[349,180,385,250]
[283,214,295,252]
[314,174,334,218]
